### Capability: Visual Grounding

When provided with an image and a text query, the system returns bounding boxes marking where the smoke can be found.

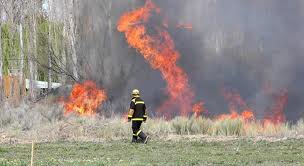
[75,0,304,121]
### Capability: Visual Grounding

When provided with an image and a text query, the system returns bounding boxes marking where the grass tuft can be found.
[211,118,243,136]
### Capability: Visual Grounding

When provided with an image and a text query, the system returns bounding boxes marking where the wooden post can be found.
[31,141,34,166]
[4,75,11,99]
[13,76,20,106]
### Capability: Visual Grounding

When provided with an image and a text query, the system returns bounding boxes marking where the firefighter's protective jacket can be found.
[128,97,147,121]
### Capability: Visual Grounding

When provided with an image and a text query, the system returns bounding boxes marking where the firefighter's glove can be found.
[128,117,132,122]
[143,117,147,122]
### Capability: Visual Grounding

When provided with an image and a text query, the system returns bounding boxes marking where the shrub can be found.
[171,116,193,135]
[211,118,243,136]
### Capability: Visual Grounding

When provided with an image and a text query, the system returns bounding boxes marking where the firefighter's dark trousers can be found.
[132,121,146,141]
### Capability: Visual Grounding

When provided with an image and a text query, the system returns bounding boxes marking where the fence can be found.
[3,75,26,106]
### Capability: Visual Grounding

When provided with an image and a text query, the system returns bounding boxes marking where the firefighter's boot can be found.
[138,132,149,144]
[132,136,138,143]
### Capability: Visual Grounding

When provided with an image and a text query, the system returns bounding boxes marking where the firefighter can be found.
[127,89,149,143]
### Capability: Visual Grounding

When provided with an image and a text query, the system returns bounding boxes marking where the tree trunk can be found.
[19,23,24,90]
[0,22,3,102]
[107,1,112,57]
[28,0,38,101]
[28,31,35,101]
[48,1,52,91]
[69,0,78,81]
[108,1,112,40]
[60,0,67,84]
[33,17,38,82]
[70,19,78,81]
[48,26,52,91]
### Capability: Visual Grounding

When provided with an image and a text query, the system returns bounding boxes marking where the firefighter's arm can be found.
[128,109,134,122]
[128,100,136,122]
[143,104,147,122]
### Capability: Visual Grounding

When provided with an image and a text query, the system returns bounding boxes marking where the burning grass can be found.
[62,81,107,116]
[0,103,303,143]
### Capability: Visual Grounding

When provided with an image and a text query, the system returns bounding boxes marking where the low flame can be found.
[263,89,288,125]
[217,110,255,122]
[63,81,107,116]
[217,88,288,126]
[217,89,255,122]
[192,102,207,117]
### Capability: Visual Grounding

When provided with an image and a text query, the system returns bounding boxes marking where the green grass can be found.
[0,139,303,166]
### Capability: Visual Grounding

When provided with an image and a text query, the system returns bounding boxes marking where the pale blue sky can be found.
[42,0,48,11]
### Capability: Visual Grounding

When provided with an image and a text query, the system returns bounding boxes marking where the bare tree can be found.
[67,0,79,81]
[60,0,67,84]
[101,0,112,43]
[47,0,53,91]
[0,1,3,102]
[27,0,39,101]
[16,0,25,95]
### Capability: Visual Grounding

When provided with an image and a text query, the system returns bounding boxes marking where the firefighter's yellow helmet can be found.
[132,89,140,97]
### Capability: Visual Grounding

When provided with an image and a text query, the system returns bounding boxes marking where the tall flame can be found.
[118,0,203,116]
[63,81,107,116]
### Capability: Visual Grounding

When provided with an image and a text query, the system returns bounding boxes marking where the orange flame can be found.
[217,89,255,122]
[217,87,288,126]
[217,110,255,122]
[63,81,107,116]
[241,111,255,121]
[192,102,208,117]
[118,0,204,117]
[263,89,288,125]
[222,89,253,112]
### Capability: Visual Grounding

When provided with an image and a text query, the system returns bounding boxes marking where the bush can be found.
[171,116,213,135]
[171,116,192,135]
[294,119,304,135]
[144,118,172,137]
[192,116,213,134]
[211,118,243,136]
[0,103,64,131]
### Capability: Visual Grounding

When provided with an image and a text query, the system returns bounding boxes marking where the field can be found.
[0,139,303,166]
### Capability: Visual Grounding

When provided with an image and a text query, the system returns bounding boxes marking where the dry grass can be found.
[211,118,243,136]
[0,103,303,143]
[171,116,212,135]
